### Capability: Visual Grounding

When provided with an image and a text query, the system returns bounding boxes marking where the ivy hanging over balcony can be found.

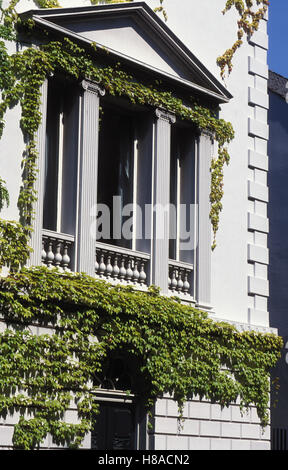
[0,267,283,449]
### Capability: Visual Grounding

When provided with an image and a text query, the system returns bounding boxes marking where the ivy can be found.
[0,177,9,211]
[217,0,269,78]
[0,220,31,271]
[34,0,60,7]
[0,267,283,449]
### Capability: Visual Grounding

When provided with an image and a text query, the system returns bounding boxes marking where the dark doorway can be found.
[91,402,137,450]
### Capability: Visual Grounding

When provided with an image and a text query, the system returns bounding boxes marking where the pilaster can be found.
[196,130,213,310]
[28,79,48,267]
[77,80,105,276]
[152,108,175,293]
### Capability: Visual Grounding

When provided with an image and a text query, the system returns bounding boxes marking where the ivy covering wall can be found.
[0,268,283,449]
[0,0,283,450]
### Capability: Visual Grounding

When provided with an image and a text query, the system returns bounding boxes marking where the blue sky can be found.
[268,0,288,77]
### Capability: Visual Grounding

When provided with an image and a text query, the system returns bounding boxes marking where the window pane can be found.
[43,81,60,231]
[60,86,79,235]
[97,105,134,249]
[43,80,79,235]
[169,126,196,264]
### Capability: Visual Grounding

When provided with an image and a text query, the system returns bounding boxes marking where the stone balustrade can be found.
[168,260,194,298]
[95,242,150,288]
[42,230,74,271]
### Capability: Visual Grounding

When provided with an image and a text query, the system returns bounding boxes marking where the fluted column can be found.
[196,130,213,310]
[28,79,48,267]
[77,80,105,275]
[152,109,176,293]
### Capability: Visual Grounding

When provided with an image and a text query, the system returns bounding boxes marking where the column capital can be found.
[81,79,105,96]
[155,108,176,124]
[198,127,215,142]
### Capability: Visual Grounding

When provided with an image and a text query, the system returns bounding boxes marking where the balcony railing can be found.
[42,229,75,271]
[168,259,194,299]
[95,242,150,288]
[40,235,194,301]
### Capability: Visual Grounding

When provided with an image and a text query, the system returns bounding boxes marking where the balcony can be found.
[40,232,195,301]
[168,259,194,301]
[95,242,150,289]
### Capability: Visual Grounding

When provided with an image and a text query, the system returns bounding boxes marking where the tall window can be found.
[97,102,153,253]
[169,125,196,265]
[43,79,79,236]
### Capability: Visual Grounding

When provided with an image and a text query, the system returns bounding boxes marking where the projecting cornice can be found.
[20,2,232,105]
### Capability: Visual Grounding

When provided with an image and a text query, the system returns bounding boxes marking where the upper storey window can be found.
[97,101,153,254]
[31,2,228,303]
[169,125,196,266]
[43,79,79,236]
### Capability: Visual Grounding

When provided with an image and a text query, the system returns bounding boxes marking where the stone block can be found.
[200,421,221,437]
[210,439,231,450]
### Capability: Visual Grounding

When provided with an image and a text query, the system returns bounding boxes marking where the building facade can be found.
[0,0,278,450]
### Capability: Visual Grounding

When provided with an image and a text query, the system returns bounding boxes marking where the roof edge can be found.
[19,2,232,103]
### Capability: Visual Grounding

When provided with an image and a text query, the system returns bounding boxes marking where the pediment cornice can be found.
[20,2,232,104]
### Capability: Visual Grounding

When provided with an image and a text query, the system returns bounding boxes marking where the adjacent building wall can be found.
[268,71,288,449]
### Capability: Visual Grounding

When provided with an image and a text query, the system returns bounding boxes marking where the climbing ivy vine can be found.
[0,267,283,449]
[217,0,269,78]
[0,0,282,451]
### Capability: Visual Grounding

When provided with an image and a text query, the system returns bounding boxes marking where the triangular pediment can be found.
[21,2,232,103]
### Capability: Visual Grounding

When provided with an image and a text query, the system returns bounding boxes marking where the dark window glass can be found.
[97,105,134,249]
[43,80,79,235]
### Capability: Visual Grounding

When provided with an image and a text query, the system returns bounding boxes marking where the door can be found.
[91,402,137,450]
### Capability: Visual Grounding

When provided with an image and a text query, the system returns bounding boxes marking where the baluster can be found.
[99,253,106,278]
[126,258,133,283]
[62,243,70,271]
[139,261,146,285]
[42,240,47,266]
[95,250,99,275]
[112,255,120,280]
[54,241,63,269]
[119,256,127,281]
[46,240,55,268]
[106,254,113,279]
[132,259,140,285]
[183,270,190,295]
[177,270,183,292]
[170,269,177,291]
